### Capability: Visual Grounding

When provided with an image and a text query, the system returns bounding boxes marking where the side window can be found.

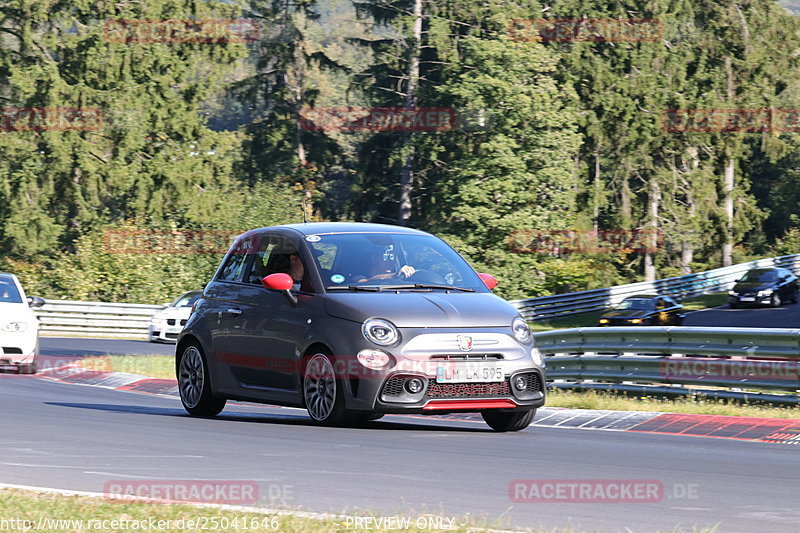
[243,234,315,292]
[217,235,257,282]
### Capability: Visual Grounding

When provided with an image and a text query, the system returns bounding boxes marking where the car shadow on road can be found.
[43,402,490,432]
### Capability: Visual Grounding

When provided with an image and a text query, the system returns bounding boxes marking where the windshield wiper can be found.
[326,285,382,291]
[326,283,474,292]
[373,283,475,292]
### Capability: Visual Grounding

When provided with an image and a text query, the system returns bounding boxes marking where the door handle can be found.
[226,308,242,316]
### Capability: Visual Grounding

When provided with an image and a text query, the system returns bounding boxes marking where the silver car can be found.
[176,223,545,431]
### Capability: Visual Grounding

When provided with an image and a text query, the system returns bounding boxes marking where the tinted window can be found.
[217,235,258,282]
[307,233,485,290]
[617,298,655,310]
[243,234,313,292]
[741,270,778,282]
[0,277,22,303]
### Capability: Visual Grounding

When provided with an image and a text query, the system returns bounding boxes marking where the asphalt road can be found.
[1,376,798,532]
[685,300,800,328]
[40,337,175,357]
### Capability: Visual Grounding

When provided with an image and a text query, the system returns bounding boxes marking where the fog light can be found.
[406,378,424,394]
[513,375,527,391]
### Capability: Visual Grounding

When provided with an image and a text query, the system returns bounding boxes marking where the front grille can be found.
[165,332,179,339]
[180,319,187,326]
[167,319,176,326]
[383,377,405,396]
[426,381,510,399]
[1,347,22,354]
[429,353,503,360]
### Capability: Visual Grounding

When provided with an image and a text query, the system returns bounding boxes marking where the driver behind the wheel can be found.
[355,250,416,282]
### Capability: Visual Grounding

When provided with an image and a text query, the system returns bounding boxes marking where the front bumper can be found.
[149,323,184,343]
[335,327,546,414]
[729,295,772,306]
[0,335,39,373]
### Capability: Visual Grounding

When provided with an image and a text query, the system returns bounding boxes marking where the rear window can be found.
[0,277,23,303]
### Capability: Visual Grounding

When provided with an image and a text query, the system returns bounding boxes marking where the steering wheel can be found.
[406,269,445,284]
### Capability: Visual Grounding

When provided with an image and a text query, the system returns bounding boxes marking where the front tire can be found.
[303,353,354,426]
[481,409,535,432]
[178,343,226,417]
[771,293,782,308]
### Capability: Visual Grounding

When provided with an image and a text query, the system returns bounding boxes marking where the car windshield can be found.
[740,270,779,282]
[0,277,23,303]
[172,292,201,307]
[616,298,655,310]
[307,233,487,291]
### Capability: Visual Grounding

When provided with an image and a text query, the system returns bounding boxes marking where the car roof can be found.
[624,294,659,300]
[251,222,432,237]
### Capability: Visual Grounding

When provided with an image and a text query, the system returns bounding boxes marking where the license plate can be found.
[167,326,183,333]
[740,297,755,302]
[436,363,504,383]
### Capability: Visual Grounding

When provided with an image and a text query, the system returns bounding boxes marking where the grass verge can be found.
[546,389,800,419]
[0,488,718,533]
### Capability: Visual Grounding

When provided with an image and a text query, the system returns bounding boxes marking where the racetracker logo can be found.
[103,19,260,44]
[508,229,662,255]
[662,108,800,132]
[661,358,800,381]
[103,480,259,505]
[509,479,664,503]
[299,107,456,132]
[0,107,102,132]
[508,18,663,42]
[103,230,240,254]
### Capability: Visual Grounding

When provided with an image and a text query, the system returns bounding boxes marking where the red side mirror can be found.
[262,273,294,291]
[478,273,498,290]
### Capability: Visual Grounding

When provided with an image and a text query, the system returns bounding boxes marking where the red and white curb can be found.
[29,362,800,445]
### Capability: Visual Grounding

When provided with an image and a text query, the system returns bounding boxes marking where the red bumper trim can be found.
[421,399,518,411]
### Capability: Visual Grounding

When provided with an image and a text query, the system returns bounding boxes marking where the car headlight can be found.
[150,317,166,325]
[3,322,28,332]
[728,290,737,296]
[629,319,643,324]
[757,289,773,297]
[512,316,531,342]
[599,318,609,324]
[357,349,391,369]
[362,318,399,346]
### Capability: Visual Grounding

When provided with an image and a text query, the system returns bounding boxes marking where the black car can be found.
[598,295,685,326]
[176,222,545,432]
[728,268,798,308]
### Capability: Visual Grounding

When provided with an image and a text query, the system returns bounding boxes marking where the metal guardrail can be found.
[512,253,800,320]
[35,300,163,340]
[535,326,800,405]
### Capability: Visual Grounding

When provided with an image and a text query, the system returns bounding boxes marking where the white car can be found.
[0,273,44,374]
[148,290,202,343]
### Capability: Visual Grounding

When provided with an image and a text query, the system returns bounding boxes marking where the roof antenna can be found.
[301,196,309,224]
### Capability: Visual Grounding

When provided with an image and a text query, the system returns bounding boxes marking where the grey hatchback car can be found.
[176,222,545,431]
